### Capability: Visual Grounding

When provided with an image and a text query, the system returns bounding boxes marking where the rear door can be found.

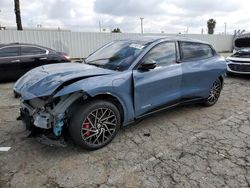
[0,46,21,81]
[179,42,216,98]
[133,42,182,116]
[20,45,48,74]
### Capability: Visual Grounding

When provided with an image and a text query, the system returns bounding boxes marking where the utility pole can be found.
[14,0,23,30]
[99,21,101,32]
[140,17,144,34]
[0,10,1,28]
[224,22,227,35]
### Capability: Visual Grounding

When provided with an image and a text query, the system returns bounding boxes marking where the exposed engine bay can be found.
[18,92,85,145]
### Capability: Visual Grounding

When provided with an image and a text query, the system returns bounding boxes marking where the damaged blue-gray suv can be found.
[14,36,227,150]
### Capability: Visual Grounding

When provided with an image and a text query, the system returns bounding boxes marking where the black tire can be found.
[203,78,222,107]
[13,91,19,98]
[69,100,121,150]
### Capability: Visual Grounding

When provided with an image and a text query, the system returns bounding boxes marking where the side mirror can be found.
[139,59,157,70]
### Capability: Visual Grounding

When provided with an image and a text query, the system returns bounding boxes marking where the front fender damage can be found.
[19,91,86,146]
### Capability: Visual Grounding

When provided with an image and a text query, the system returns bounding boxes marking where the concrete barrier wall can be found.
[0,30,234,58]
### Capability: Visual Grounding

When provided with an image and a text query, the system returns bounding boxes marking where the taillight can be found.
[63,55,71,61]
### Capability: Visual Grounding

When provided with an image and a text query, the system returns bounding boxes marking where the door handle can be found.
[39,57,47,60]
[11,59,20,63]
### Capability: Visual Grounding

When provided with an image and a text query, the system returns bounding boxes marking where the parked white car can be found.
[226,33,250,74]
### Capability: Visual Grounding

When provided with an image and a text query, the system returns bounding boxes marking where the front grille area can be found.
[228,63,250,72]
[229,60,250,63]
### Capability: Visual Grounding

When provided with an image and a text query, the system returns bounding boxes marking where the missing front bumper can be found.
[17,111,68,147]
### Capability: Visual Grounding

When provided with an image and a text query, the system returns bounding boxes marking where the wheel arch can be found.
[218,75,224,88]
[67,92,126,124]
[90,93,125,123]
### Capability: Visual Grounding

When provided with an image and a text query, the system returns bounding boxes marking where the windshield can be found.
[85,40,149,71]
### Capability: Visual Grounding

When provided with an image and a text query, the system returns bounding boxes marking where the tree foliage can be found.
[112,28,122,33]
[207,19,216,34]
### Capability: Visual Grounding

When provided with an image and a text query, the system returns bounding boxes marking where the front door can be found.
[133,42,182,116]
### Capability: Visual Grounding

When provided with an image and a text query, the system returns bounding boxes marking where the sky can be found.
[0,0,249,34]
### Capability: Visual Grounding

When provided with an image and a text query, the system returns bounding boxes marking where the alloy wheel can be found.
[207,79,221,103]
[81,108,117,146]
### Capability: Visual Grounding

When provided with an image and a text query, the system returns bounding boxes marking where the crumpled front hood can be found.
[14,63,115,100]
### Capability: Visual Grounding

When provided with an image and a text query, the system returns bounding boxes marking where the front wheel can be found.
[69,100,121,150]
[203,78,222,107]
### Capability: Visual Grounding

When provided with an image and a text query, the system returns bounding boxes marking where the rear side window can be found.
[180,42,214,61]
[21,46,46,56]
[0,47,20,57]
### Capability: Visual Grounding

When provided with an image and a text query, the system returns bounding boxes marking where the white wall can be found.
[0,30,234,58]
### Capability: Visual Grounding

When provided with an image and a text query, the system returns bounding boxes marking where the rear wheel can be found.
[203,78,222,106]
[69,100,121,150]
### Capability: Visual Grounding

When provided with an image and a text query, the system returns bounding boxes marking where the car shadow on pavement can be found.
[227,73,250,80]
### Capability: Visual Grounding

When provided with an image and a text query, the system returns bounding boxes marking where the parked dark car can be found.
[0,43,71,82]
[14,36,227,150]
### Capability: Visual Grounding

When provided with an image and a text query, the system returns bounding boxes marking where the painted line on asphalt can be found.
[0,147,11,152]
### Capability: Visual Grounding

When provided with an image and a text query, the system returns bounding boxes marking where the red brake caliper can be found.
[82,119,91,137]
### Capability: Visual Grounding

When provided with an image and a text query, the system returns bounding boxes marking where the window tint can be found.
[142,42,176,66]
[21,46,46,56]
[180,42,214,61]
[0,47,20,57]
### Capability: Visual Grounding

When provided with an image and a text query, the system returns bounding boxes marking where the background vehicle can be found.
[0,43,71,82]
[14,36,227,150]
[226,33,250,74]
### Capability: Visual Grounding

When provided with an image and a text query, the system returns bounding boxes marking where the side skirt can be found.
[123,97,204,126]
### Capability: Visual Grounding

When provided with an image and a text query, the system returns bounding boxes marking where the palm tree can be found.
[14,0,23,30]
[112,28,122,33]
[207,19,216,34]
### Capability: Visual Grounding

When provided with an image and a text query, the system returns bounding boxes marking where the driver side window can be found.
[142,42,176,67]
